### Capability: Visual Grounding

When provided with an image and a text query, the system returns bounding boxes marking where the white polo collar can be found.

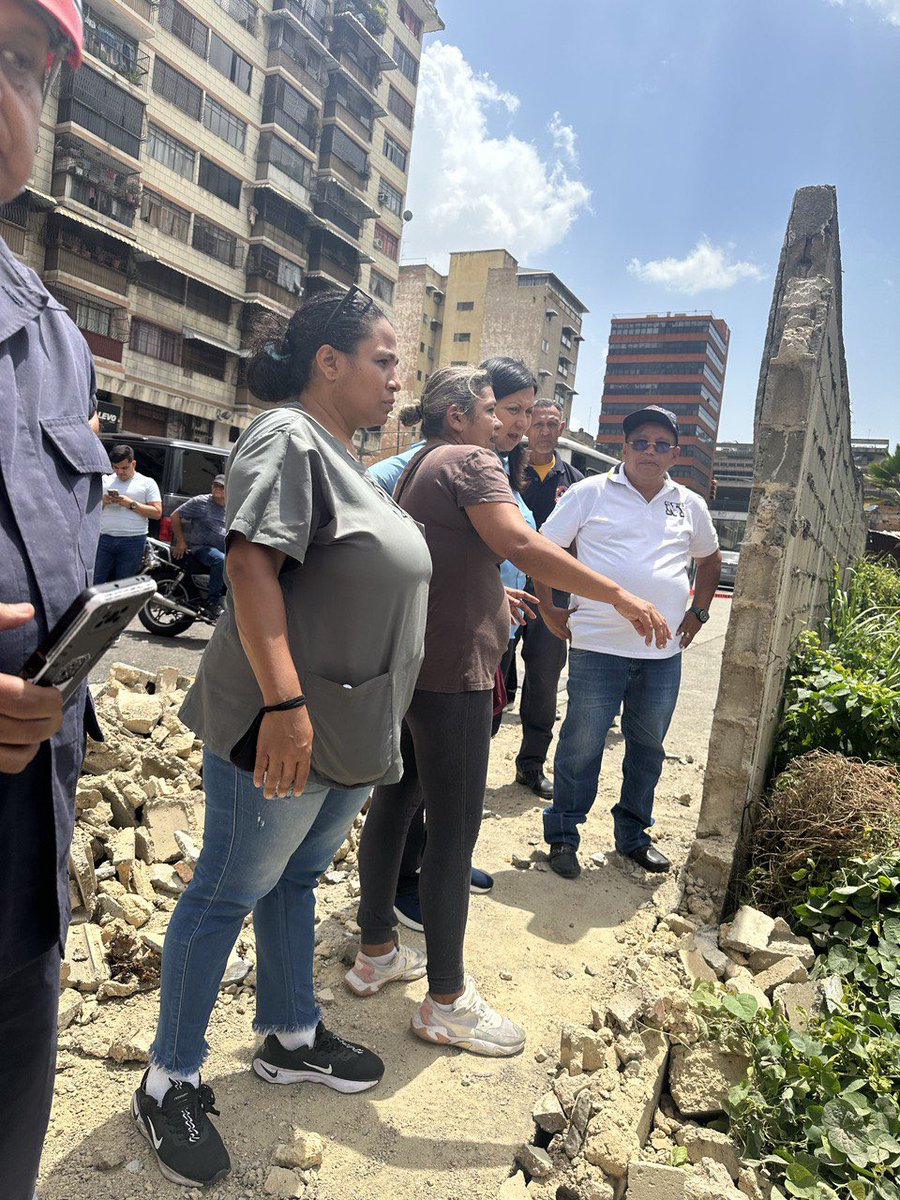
[608,463,677,502]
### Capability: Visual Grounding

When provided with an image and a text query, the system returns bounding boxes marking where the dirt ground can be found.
[40,603,729,1200]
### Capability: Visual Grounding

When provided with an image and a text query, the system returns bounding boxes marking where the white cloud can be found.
[829,0,900,25]
[403,44,591,269]
[548,112,578,165]
[627,238,764,294]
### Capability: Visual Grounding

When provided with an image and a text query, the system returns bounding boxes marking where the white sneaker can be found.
[344,943,427,997]
[411,976,526,1057]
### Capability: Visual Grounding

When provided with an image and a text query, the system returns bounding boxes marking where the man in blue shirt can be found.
[0,2,111,1194]
[171,474,227,619]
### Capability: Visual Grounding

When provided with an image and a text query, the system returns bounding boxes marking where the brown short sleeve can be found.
[450,447,517,508]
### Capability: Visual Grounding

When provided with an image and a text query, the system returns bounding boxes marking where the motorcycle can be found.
[138,537,222,637]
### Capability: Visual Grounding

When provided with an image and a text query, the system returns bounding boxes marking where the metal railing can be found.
[83,27,150,85]
[45,246,130,295]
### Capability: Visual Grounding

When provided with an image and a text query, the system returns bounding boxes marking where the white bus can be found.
[554,437,619,477]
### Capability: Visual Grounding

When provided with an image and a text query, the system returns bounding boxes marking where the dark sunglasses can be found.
[320,284,375,341]
[627,438,676,454]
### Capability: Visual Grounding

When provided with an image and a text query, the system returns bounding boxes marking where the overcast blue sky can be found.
[403,0,900,449]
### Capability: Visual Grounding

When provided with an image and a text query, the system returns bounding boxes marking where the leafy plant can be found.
[866,443,900,506]
[776,631,900,765]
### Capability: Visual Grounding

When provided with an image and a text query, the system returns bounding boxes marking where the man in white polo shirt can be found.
[536,405,721,878]
[95,444,162,584]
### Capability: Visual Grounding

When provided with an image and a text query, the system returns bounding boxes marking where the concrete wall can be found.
[687,185,866,911]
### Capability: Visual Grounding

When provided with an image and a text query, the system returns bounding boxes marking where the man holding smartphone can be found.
[0,2,112,1196]
[95,445,162,584]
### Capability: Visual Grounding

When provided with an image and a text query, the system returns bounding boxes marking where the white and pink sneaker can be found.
[411,976,526,1057]
[344,943,427,997]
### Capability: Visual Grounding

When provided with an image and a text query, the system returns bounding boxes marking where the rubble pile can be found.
[60,664,361,1065]
[504,904,836,1200]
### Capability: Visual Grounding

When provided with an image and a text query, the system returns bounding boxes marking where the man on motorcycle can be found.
[170,475,226,621]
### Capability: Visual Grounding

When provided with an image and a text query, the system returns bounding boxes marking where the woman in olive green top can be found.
[134,289,432,1190]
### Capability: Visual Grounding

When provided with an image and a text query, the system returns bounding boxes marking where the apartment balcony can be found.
[307,230,360,288]
[331,10,396,72]
[249,216,309,262]
[44,245,130,296]
[329,49,380,100]
[270,0,329,46]
[53,142,141,230]
[245,272,300,309]
[85,0,156,40]
[82,26,150,90]
[323,96,374,144]
[317,150,369,197]
[0,221,26,255]
[55,66,146,166]
[311,197,360,241]
[83,330,126,362]
[253,160,314,213]
[266,46,327,103]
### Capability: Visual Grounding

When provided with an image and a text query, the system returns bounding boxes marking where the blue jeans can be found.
[93,533,146,584]
[544,649,682,856]
[150,749,370,1074]
[191,545,225,603]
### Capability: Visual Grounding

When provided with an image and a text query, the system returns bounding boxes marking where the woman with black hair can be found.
[480,357,539,730]
[132,288,433,1189]
[347,366,671,1059]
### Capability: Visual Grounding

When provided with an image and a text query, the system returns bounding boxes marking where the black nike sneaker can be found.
[252,1022,384,1093]
[132,1070,230,1187]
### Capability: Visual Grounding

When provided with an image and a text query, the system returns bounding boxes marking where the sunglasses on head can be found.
[320,284,375,341]
[627,438,676,454]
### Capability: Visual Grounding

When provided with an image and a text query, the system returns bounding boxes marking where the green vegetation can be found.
[866,443,900,506]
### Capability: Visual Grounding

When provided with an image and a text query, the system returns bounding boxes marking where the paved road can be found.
[90,613,213,686]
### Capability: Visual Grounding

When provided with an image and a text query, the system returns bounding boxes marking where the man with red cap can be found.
[0,3,111,1195]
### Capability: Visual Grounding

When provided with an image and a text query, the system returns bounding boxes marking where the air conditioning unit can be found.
[377,191,389,204]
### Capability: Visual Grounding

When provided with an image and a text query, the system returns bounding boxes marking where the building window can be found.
[136,259,186,302]
[416,369,422,380]
[209,31,252,93]
[457,300,474,312]
[203,95,247,152]
[378,176,404,216]
[247,244,304,293]
[130,318,179,363]
[147,123,196,179]
[158,0,209,56]
[183,338,227,380]
[198,156,242,207]
[397,1,422,38]
[374,224,399,261]
[65,294,112,335]
[369,268,394,305]
[259,133,314,189]
[211,0,257,34]
[186,278,231,323]
[263,74,318,148]
[192,215,241,267]
[419,340,424,352]
[393,37,418,84]
[57,65,144,158]
[140,188,191,240]
[453,331,470,343]
[541,338,549,353]
[387,85,414,129]
[382,132,408,172]
[152,56,203,119]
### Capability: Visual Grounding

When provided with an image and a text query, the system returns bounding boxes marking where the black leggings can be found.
[357,688,493,994]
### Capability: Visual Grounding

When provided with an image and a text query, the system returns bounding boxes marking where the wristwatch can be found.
[689,605,710,623]
[129,501,137,511]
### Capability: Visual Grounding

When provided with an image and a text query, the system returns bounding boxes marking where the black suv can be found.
[98,433,230,524]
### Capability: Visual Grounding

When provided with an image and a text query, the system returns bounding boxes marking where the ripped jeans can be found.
[150,749,369,1074]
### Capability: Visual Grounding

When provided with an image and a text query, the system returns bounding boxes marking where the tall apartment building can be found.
[0,0,441,447]
[596,312,730,497]
[388,249,588,451]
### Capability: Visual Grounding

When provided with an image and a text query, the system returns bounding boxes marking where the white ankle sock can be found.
[360,948,398,966]
[275,1023,318,1052]
[145,1063,199,1105]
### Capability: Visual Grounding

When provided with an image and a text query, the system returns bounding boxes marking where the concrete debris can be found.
[752,955,808,996]
[516,1143,554,1179]
[497,1173,530,1199]
[263,1165,306,1197]
[58,988,83,1031]
[62,923,110,993]
[719,907,775,955]
[772,976,843,1031]
[668,1042,751,1119]
[626,1161,687,1199]
[274,1129,324,1170]
[533,1091,566,1134]
[747,935,815,972]
[107,1030,153,1063]
[675,1126,742,1179]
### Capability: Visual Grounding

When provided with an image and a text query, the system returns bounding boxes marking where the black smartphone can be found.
[20,576,157,702]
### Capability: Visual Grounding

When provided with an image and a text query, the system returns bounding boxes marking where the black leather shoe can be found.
[515,770,554,800]
[548,843,581,879]
[625,845,671,873]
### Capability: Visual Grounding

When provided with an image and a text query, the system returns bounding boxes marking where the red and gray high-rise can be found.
[596,312,730,497]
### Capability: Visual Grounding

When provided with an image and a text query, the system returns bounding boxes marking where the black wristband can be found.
[261,695,307,714]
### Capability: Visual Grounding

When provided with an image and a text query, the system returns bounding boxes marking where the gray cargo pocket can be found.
[304,670,394,787]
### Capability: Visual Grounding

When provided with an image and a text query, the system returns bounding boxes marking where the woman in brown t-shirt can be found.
[349,367,671,1057]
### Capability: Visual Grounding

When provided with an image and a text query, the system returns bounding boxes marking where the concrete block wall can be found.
[688,186,866,911]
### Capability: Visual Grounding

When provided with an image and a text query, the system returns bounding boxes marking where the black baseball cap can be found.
[622,405,679,444]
